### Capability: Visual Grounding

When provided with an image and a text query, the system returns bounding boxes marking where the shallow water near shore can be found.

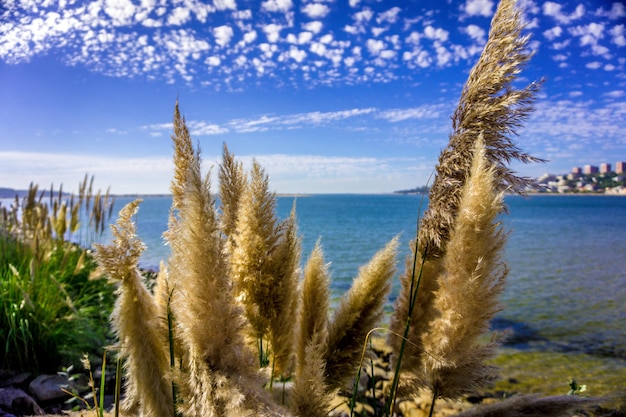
[83,193,626,405]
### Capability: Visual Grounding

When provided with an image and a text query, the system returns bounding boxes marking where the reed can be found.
[387,0,544,413]
[92,1,598,415]
[0,177,115,373]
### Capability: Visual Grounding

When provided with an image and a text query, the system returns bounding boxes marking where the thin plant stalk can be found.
[349,327,385,417]
[167,288,179,417]
[115,354,122,417]
[428,388,438,417]
[384,242,428,417]
[99,350,107,417]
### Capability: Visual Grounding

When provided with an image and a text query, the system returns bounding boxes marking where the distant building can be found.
[600,163,611,173]
[571,167,582,175]
[616,161,626,174]
[584,165,599,174]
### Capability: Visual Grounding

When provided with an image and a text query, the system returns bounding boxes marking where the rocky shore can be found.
[2,338,623,417]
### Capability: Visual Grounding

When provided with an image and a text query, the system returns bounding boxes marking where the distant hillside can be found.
[394,185,430,195]
[0,188,28,199]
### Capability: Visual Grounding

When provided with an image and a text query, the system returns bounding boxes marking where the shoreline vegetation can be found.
[394,172,626,195]
[2,1,624,416]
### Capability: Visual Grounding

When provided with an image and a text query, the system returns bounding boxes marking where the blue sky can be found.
[1,0,625,194]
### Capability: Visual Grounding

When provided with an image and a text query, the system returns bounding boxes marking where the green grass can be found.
[0,178,115,373]
[491,348,626,410]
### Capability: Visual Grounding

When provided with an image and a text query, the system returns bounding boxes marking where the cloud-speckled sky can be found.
[1,0,625,194]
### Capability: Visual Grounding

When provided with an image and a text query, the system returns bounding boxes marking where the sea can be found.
[6,193,625,400]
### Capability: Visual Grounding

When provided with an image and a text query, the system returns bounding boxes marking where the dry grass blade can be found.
[219,143,247,242]
[93,200,173,416]
[169,100,196,214]
[421,135,507,400]
[419,0,542,258]
[267,203,301,378]
[295,241,330,376]
[325,237,398,390]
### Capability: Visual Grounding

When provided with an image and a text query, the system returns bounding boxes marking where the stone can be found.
[28,374,72,402]
[1,373,31,389]
[0,387,44,415]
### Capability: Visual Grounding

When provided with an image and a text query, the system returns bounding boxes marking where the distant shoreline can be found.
[2,188,625,200]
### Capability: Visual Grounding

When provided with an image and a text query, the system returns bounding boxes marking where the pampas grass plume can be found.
[218,143,247,242]
[325,237,398,389]
[292,242,332,415]
[295,241,330,376]
[229,159,280,339]
[421,135,507,399]
[419,0,541,258]
[267,203,301,377]
[94,200,173,417]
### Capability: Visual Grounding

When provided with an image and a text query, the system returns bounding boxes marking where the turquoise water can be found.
[5,192,624,398]
[108,194,626,363]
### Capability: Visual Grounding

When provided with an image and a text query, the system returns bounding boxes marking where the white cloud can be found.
[570,22,605,47]
[543,26,563,41]
[302,3,330,19]
[263,23,282,43]
[261,0,292,13]
[213,25,234,47]
[288,47,307,62]
[228,108,376,132]
[310,41,327,56]
[379,50,396,60]
[405,32,421,44]
[187,121,229,135]
[167,7,191,26]
[213,0,236,11]
[259,42,278,58]
[424,26,449,42]
[104,0,136,25]
[464,0,494,17]
[234,54,247,67]
[233,9,252,20]
[242,30,257,44]
[303,21,323,34]
[372,27,386,37]
[610,24,626,46]
[377,7,401,24]
[543,2,585,24]
[552,39,570,50]
[297,31,313,44]
[586,61,602,69]
[595,2,626,20]
[349,0,360,7]
[206,56,221,66]
[320,34,333,44]
[377,105,442,122]
[464,24,485,42]
[354,8,374,23]
[403,49,432,68]
[434,44,452,66]
[0,151,174,195]
[344,25,361,35]
[366,39,385,56]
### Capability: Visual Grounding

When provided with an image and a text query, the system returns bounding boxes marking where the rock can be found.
[28,374,72,402]
[1,373,31,389]
[0,387,44,415]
